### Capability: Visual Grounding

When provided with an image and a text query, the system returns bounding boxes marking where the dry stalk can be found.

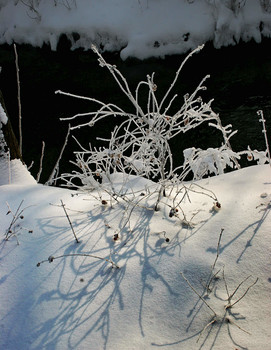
[14,44,22,156]
[60,199,79,243]
[37,253,119,269]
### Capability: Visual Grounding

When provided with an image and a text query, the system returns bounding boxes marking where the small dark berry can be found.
[101,200,107,205]
[165,238,170,242]
[20,215,24,219]
[113,234,119,241]
[36,262,40,267]
[48,256,54,263]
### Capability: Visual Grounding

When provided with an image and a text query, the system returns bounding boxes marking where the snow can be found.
[0,102,8,125]
[0,163,271,349]
[0,0,271,59]
[0,158,37,185]
[1,1,271,348]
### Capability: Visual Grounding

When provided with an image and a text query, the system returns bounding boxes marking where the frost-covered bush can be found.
[56,44,268,195]
[183,146,267,180]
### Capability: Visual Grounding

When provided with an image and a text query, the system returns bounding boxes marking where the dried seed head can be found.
[48,256,54,263]
[113,233,119,241]
[169,208,178,217]
[213,202,221,211]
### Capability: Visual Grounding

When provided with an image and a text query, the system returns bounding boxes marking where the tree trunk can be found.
[0,90,23,162]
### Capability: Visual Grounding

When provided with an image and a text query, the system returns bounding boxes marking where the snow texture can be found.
[0,158,36,185]
[0,0,271,59]
[0,164,270,349]
[0,102,8,125]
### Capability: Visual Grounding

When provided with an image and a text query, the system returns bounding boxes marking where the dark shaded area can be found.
[0,37,271,183]
[0,90,22,161]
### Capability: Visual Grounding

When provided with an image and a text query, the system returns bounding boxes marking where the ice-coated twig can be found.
[257,109,271,166]
[36,141,45,182]
[46,124,71,186]
[14,44,22,156]
[159,44,204,111]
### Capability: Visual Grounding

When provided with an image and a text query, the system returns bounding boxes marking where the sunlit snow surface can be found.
[0,163,270,349]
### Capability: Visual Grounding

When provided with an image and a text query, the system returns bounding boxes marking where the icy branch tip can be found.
[91,44,98,53]
[195,44,205,52]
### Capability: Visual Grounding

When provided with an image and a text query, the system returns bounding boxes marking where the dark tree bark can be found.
[0,90,23,162]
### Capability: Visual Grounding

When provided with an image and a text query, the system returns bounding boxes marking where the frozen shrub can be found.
[56,44,268,193]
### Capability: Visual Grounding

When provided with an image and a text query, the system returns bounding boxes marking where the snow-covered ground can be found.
[1,1,271,349]
[0,160,270,349]
[0,0,271,59]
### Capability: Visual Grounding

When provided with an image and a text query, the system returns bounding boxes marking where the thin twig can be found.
[197,317,216,343]
[257,110,271,166]
[228,278,258,308]
[5,200,33,243]
[227,275,252,304]
[180,272,217,317]
[222,267,230,299]
[5,200,24,239]
[227,317,251,335]
[46,124,71,185]
[60,199,79,243]
[36,253,119,268]
[36,141,45,182]
[206,228,224,293]
[14,44,22,156]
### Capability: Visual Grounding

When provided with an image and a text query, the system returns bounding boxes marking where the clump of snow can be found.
[0,158,36,185]
[0,102,8,125]
[0,0,271,59]
[0,102,36,186]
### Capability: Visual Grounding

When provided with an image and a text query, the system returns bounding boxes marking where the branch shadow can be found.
[206,204,270,263]
[30,193,187,349]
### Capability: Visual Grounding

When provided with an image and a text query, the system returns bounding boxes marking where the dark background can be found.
[1,36,271,183]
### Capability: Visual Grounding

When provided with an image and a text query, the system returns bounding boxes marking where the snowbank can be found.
[0,0,271,59]
[0,164,270,349]
[0,158,36,185]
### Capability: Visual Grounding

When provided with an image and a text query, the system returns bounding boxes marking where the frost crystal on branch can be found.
[56,45,268,192]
